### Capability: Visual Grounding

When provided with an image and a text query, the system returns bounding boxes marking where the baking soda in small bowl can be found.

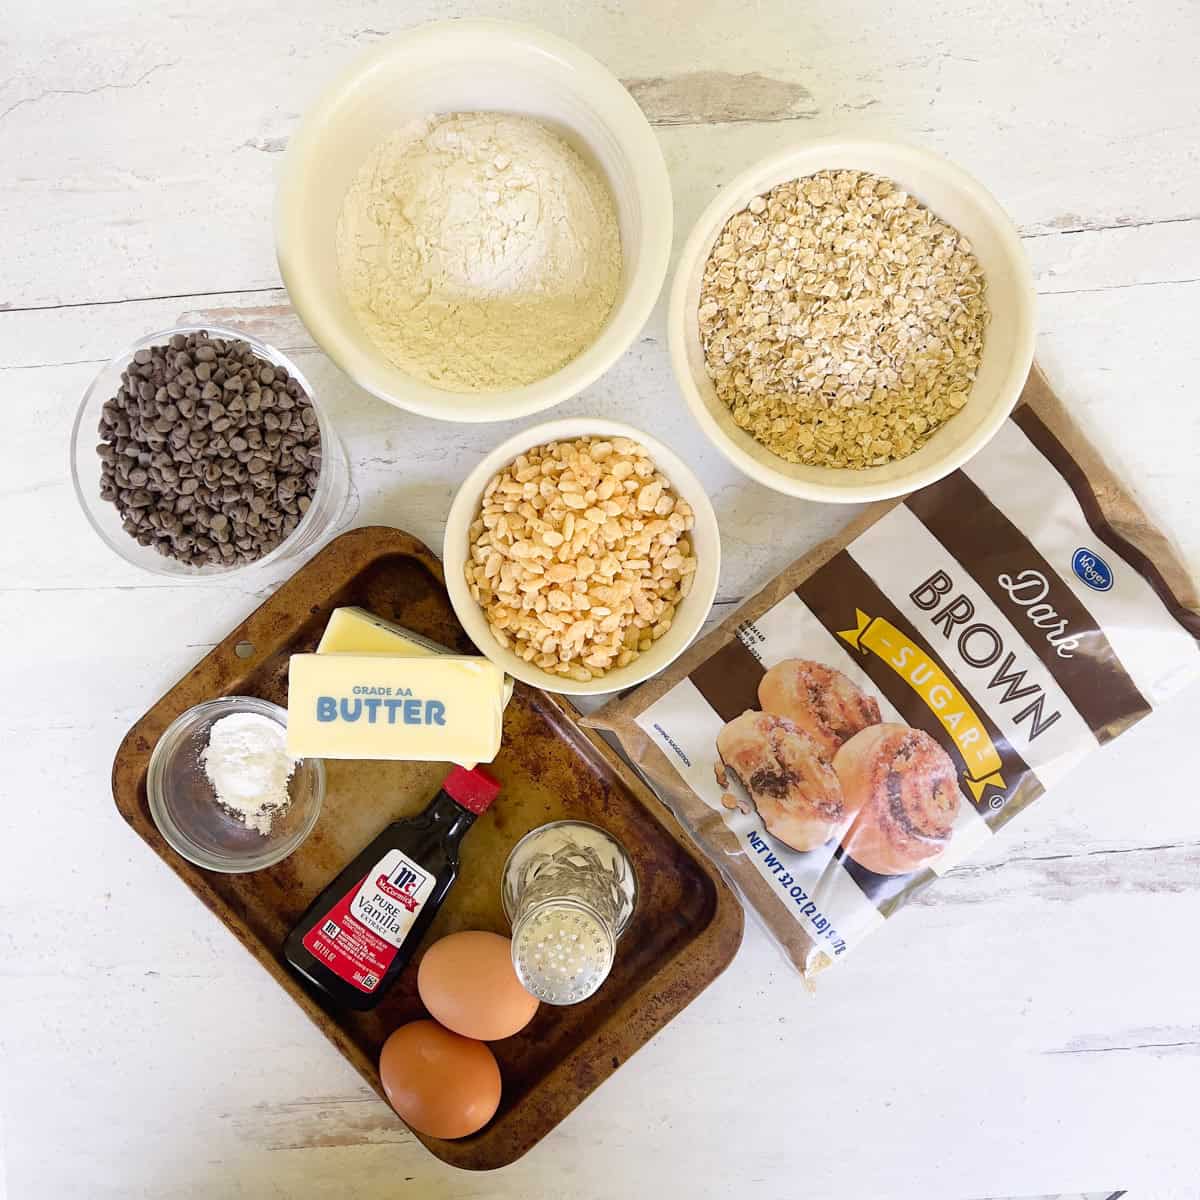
[146,697,324,874]
[201,712,298,835]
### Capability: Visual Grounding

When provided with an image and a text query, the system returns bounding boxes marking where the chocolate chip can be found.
[94,329,322,568]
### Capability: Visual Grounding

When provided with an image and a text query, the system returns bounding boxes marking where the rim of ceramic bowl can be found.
[147,696,325,873]
[443,417,720,696]
[668,137,1037,503]
[275,18,673,424]
[69,323,346,578]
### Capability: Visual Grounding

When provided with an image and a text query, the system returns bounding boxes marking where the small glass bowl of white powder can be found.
[148,697,324,873]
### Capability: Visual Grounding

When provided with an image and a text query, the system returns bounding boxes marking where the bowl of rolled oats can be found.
[444,419,720,695]
[669,138,1035,502]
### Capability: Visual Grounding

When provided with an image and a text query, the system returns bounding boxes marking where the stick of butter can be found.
[316,607,451,658]
[286,653,505,765]
[316,607,514,708]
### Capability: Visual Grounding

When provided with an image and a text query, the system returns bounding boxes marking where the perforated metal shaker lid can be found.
[510,899,615,1005]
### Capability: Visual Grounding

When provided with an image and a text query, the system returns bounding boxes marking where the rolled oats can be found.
[466,437,698,679]
[698,169,989,469]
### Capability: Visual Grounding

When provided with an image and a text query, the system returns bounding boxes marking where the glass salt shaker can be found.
[501,821,638,1006]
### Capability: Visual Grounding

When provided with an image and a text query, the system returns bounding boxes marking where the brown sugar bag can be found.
[587,367,1200,983]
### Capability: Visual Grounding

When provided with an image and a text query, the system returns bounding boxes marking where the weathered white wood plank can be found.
[3,0,1199,308]
[7,206,1196,369]
[6,264,1198,604]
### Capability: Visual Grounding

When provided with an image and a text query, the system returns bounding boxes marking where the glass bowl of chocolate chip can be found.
[70,325,350,576]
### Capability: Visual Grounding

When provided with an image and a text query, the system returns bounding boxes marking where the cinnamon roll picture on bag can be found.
[758,659,882,760]
[715,711,849,852]
[834,724,960,876]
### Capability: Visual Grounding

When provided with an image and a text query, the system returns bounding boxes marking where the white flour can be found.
[202,713,297,835]
[335,112,622,392]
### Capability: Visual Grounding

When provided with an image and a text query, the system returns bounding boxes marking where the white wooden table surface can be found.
[3,2,1199,1197]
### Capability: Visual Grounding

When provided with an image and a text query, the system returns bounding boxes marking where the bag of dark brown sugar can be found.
[587,368,1200,983]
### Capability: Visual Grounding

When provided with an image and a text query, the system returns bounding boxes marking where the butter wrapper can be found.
[317,606,514,708]
[287,653,506,766]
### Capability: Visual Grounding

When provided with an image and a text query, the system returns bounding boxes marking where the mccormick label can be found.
[301,849,435,993]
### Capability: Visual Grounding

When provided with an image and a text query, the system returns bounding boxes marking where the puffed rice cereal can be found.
[465,437,698,681]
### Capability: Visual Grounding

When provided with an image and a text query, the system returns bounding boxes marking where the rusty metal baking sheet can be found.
[112,526,743,1170]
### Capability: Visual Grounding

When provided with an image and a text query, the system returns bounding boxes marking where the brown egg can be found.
[417,930,539,1041]
[379,1020,501,1140]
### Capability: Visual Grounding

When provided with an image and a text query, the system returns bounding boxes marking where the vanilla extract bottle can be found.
[283,766,500,1010]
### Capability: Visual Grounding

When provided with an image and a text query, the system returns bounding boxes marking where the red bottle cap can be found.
[442,766,501,815]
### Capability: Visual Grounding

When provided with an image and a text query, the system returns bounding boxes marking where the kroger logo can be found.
[1072,548,1114,592]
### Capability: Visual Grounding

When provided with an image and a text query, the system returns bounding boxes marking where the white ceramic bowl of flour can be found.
[276,20,673,423]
